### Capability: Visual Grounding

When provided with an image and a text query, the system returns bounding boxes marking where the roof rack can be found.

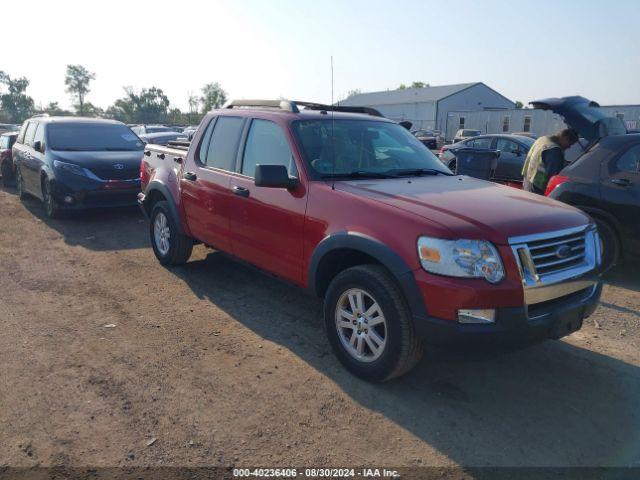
[222,99,384,118]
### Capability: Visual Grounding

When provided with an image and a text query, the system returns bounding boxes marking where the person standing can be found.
[522,129,579,194]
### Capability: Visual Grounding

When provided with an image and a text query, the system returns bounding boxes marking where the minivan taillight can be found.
[545,175,570,196]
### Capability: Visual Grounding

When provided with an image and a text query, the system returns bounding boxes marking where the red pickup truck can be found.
[138,100,603,381]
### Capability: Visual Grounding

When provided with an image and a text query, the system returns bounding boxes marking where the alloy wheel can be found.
[153,211,171,256]
[335,288,387,362]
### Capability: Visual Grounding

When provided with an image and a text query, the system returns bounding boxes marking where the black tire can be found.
[42,177,61,219]
[594,218,620,271]
[323,264,423,382]
[15,166,27,200]
[149,200,193,265]
[1,161,14,187]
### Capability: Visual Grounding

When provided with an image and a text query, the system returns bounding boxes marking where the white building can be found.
[340,82,515,140]
[446,104,640,139]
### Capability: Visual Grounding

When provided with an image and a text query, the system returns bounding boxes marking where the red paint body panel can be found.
[140,108,593,323]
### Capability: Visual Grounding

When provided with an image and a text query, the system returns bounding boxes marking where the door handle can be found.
[183,171,197,181]
[232,185,250,198]
[611,178,631,186]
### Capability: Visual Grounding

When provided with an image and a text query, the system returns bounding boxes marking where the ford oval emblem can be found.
[555,244,572,259]
[113,163,125,170]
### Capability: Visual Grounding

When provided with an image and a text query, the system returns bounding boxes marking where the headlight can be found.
[417,236,505,283]
[53,160,87,177]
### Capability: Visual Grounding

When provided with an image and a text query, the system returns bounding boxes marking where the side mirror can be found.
[33,140,42,153]
[254,164,298,189]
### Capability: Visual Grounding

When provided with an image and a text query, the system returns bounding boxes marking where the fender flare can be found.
[308,231,428,319]
[143,180,185,236]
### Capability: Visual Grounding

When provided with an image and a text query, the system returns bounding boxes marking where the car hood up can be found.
[336,175,591,245]
[530,96,627,141]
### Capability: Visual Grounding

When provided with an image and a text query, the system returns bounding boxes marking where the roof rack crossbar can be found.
[221,99,384,118]
[293,101,384,118]
[222,99,299,113]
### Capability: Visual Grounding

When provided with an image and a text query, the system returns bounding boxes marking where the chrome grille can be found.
[509,224,601,306]
[527,230,587,276]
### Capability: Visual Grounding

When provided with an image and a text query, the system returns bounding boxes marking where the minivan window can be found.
[24,122,38,146]
[201,116,245,171]
[48,123,144,151]
[33,123,45,146]
[17,122,29,143]
[242,119,296,177]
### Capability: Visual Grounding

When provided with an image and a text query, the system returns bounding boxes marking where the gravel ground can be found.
[0,185,639,474]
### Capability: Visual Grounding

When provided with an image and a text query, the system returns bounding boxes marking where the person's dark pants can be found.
[523,177,544,195]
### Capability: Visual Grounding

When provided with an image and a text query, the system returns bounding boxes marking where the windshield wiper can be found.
[321,170,398,180]
[389,168,453,177]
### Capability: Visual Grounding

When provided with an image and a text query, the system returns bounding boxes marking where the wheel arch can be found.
[308,232,428,319]
[144,180,185,236]
[577,205,624,254]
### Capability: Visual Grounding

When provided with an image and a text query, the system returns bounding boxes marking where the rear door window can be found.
[468,137,493,149]
[242,119,296,177]
[200,116,245,171]
[615,144,640,173]
[495,138,521,154]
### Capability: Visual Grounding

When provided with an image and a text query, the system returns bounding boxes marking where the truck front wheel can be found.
[150,201,193,265]
[324,264,423,382]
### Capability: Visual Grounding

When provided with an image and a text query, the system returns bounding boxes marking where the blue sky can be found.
[5,0,639,110]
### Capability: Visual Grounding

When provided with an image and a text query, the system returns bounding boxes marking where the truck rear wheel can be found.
[594,218,619,271]
[150,201,193,265]
[1,161,14,187]
[323,264,423,382]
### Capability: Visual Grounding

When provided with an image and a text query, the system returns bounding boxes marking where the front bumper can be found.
[52,176,140,209]
[413,281,601,345]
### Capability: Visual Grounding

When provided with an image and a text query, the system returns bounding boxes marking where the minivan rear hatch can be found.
[530,96,626,141]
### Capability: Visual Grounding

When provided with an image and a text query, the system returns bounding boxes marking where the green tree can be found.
[0,71,35,123]
[188,93,200,124]
[41,101,71,116]
[410,81,429,89]
[107,86,170,124]
[65,65,96,116]
[515,100,524,109]
[200,82,227,112]
[398,84,407,90]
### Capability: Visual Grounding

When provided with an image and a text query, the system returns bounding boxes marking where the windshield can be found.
[48,123,144,151]
[463,130,481,136]
[293,119,451,177]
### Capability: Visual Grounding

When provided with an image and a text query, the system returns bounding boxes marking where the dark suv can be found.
[12,116,145,218]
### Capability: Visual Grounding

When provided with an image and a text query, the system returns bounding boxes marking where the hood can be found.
[530,96,627,141]
[49,149,143,170]
[336,176,590,244]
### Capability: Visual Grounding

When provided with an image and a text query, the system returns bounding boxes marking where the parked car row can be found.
[439,133,535,181]
[6,96,636,382]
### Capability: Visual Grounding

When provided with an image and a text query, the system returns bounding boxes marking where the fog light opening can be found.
[458,308,496,324]
[63,195,74,204]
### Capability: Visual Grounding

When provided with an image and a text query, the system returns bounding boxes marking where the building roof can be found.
[342,83,484,106]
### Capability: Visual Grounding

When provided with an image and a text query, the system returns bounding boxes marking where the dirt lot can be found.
[1,185,639,473]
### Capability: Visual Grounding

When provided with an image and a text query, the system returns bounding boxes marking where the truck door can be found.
[180,116,246,253]
[227,118,307,285]
[601,143,640,253]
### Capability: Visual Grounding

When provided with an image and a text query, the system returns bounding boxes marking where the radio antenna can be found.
[330,55,336,190]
